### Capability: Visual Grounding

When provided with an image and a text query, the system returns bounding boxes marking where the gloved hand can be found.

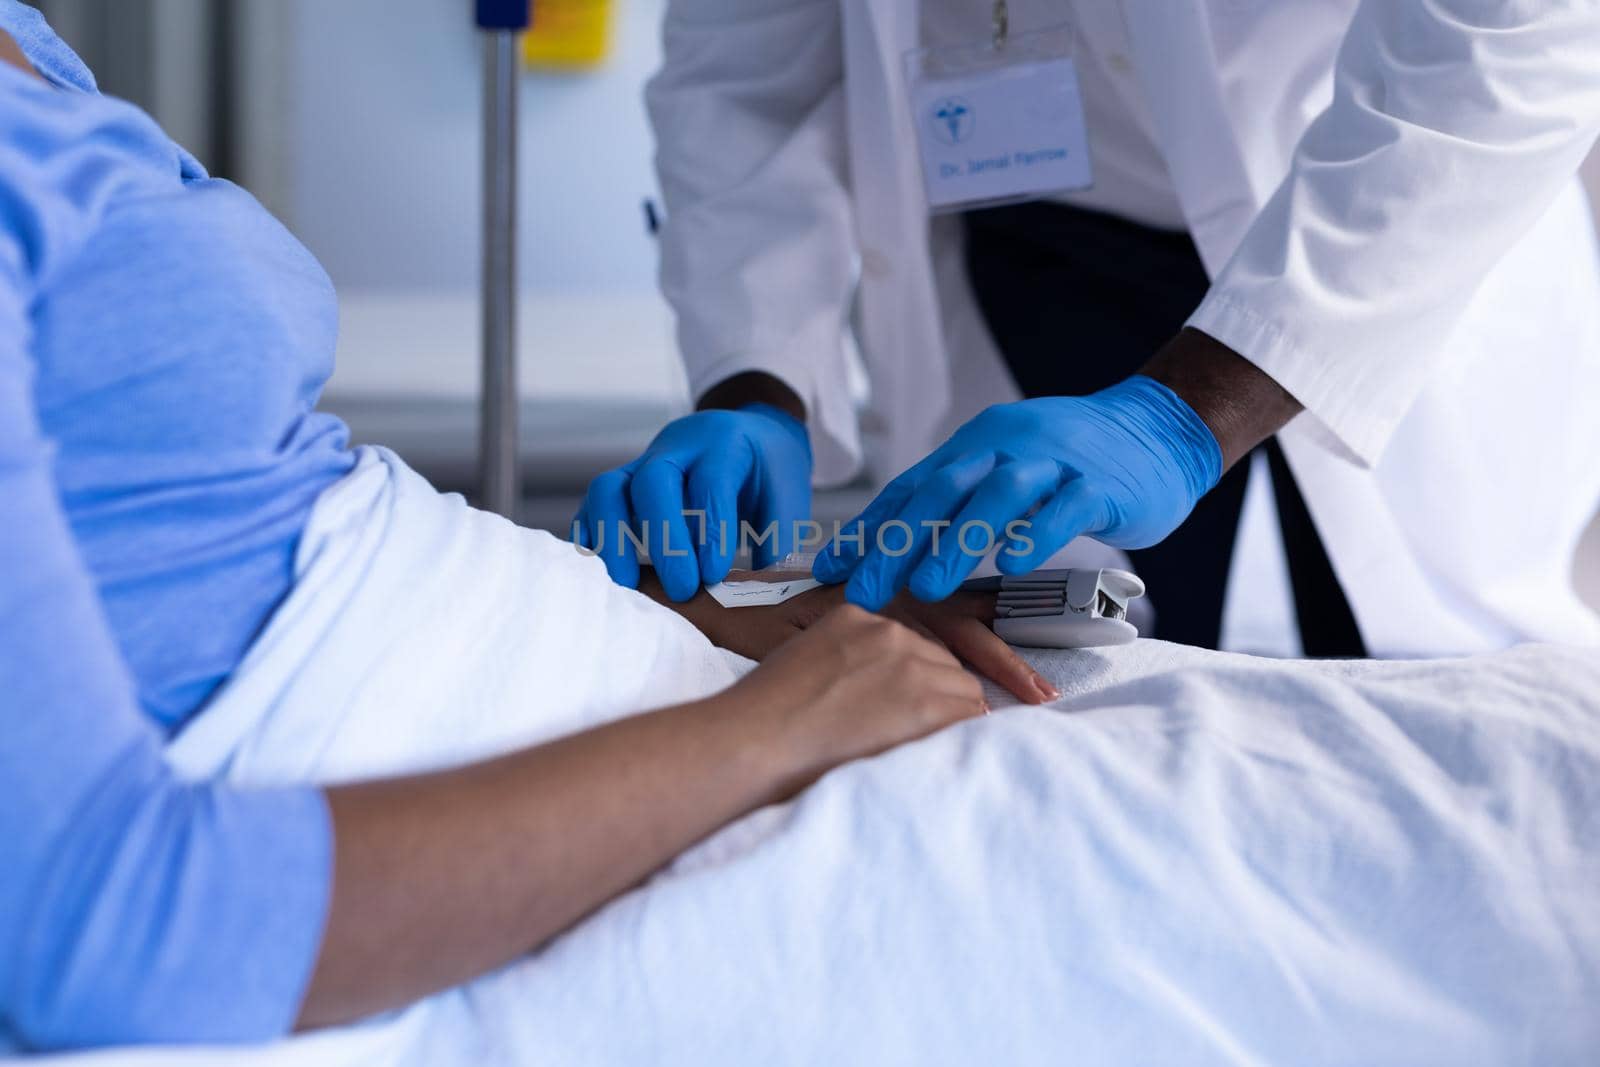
[813,375,1222,611]
[574,403,812,602]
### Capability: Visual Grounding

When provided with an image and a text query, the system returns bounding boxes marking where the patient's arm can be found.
[639,572,1060,705]
[298,605,983,1030]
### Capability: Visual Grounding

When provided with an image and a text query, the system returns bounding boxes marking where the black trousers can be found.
[963,202,1365,656]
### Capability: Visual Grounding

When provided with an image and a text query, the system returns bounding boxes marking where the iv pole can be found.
[476,0,530,518]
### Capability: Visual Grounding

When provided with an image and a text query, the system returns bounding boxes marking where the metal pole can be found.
[478,1,529,518]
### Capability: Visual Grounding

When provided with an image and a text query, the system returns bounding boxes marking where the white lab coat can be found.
[647,0,1600,657]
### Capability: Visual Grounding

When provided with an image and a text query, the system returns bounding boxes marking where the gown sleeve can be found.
[0,69,332,1051]
[1189,0,1600,465]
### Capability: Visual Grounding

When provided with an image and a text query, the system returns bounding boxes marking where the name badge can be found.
[905,23,1094,214]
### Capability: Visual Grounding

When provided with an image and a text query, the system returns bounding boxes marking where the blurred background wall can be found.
[17,0,1600,610]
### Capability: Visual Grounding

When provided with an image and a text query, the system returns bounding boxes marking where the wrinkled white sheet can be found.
[15,448,1600,1065]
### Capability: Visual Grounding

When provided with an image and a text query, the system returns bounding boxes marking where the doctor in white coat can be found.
[578,0,1600,658]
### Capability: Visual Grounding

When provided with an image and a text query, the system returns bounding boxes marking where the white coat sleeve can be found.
[646,0,862,484]
[1188,0,1600,466]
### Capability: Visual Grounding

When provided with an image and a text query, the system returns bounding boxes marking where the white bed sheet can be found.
[10,449,1598,1065]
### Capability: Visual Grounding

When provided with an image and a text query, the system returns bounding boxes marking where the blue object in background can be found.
[476,0,532,30]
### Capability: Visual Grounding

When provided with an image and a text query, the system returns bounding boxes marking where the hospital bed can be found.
[14,639,1600,1066]
[9,444,1598,1064]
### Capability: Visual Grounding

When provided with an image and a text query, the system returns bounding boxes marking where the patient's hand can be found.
[639,571,1060,705]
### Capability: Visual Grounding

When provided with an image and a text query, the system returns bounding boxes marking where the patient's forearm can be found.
[298,691,783,1030]
[295,605,982,1031]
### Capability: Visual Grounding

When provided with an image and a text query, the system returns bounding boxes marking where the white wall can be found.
[240,0,685,410]
[262,0,665,293]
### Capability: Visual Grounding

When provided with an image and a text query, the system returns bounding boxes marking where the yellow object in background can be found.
[522,0,614,70]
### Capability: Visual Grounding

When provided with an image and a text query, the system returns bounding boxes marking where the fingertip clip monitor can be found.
[963,568,1145,649]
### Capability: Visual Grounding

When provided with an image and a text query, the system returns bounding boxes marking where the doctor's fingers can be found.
[749,455,814,571]
[813,458,937,584]
[686,444,755,587]
[576,465,642,589]
[844,452,998,612]
[629,457,700,602]
[997,478,1112,575]
[907,457,1064,603]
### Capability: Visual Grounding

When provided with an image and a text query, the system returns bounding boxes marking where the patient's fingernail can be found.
[1033,674,1061,702]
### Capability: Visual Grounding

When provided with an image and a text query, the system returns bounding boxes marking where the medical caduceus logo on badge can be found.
[930,96,975,145]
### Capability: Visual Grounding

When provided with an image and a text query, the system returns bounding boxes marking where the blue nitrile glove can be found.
[814,375,1222,611]
[574,403,812,602]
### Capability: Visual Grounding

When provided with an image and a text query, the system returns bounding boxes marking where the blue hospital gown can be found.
[1,2,356,1048]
